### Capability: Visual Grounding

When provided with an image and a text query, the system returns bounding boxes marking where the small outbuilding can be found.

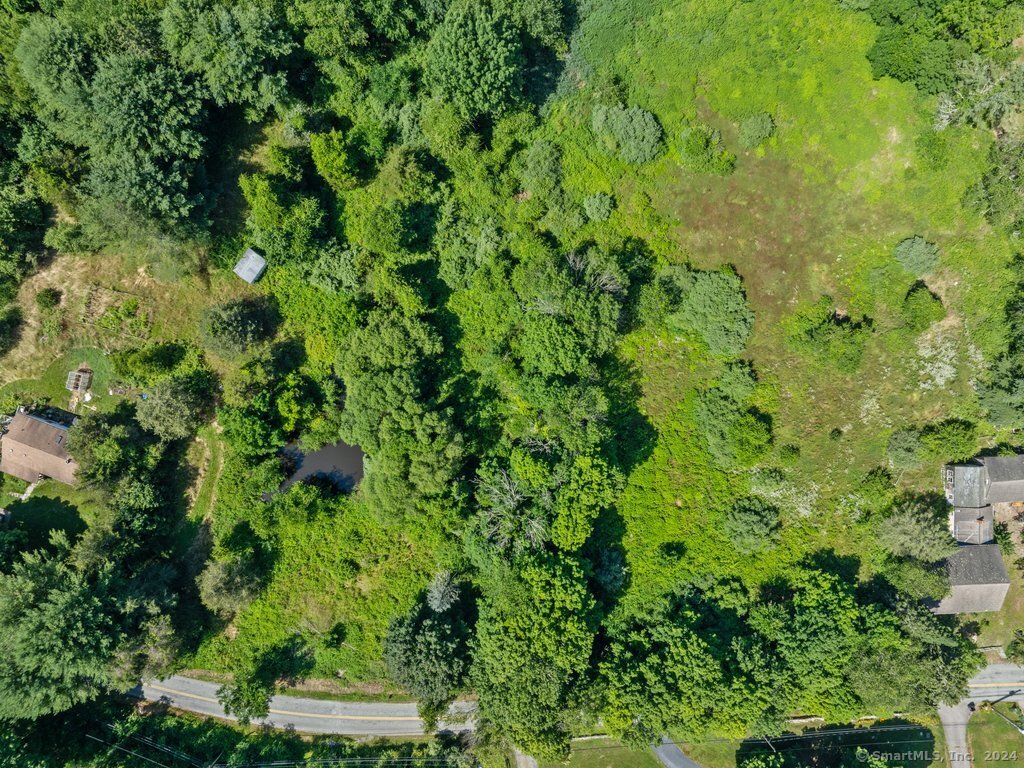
[952,505,994,545]
[0,410,79,485]
[933,544,1010,615]
[233,248,267,284]
[65,364,93,393]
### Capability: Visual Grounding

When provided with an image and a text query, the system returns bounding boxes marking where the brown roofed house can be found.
[0,411,79,485]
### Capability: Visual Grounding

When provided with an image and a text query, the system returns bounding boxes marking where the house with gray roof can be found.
[944,455,1024,508]
[933,544,1011,614]
[233,248,267,284]
[935,454,1024,615]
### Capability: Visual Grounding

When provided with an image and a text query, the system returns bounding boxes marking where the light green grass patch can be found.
[0,347,114,413]
[968,703,1024,765]
[540,738,660,768]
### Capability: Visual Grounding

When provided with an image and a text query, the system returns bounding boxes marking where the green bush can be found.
[592,103,663,165]
[895,236,939,276]
[200,299,274,359]
[920,419,977,462]
[695,364,772,469]
[902,283,945,332]
[879,501,956,563]
[887,428,923,469]
[786,297,870,372]
[520,140,562,199]
[310,130,358,191]
[724,496,781,554]
[738,112,775,149]
[666,268,753,357]
[34,287,60,311]
[112,342,187,386]
[583,192,614,222]
[679,123,735,174]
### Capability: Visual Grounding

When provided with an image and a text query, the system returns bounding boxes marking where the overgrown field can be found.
[1,0,1023,765]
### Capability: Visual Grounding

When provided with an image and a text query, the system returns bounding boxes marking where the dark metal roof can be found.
[953,506,994,544]
[946,544,1009,586]
[950,462,987,508]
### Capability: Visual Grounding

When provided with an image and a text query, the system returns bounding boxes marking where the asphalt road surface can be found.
[136,676,474,736]
[941,663,1024,766]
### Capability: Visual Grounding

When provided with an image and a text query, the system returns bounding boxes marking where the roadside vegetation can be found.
[0,0,1023,766]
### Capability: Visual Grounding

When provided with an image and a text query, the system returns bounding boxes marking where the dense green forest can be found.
[1,0,1024,765]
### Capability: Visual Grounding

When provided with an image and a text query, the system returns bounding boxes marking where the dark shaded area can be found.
[0,306,23,356]
[735,719,938,768]
[280,440,364,492]
[8,494,87,550]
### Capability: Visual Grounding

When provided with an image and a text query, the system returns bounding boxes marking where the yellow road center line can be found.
[146,684,422,722]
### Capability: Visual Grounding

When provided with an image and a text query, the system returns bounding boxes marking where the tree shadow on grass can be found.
[9,494,87,550]
[734,719,938,768]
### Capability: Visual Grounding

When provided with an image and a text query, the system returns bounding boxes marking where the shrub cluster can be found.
[895,236,940,276]
[786,297,871,372]
[592,103,664,165]
[679,123,735,174]
[738,112,775,149]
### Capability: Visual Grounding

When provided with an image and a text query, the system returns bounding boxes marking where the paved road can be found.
[140,675,690,766]
[653,736,703,768]
[941,664,1024,766]
[136,676,474,736]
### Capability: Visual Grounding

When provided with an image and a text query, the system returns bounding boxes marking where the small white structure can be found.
[233,248,267,284]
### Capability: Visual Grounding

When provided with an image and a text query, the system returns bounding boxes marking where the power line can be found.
[85,734,175,768]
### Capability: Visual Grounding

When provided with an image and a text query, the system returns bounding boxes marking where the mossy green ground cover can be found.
[189,493,449,680]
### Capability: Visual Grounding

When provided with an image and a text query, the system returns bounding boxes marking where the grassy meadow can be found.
[534,0,1022,618]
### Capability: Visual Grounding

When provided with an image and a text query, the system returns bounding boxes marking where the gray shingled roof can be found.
[951,462,987,508]
[933,544,1010,614]
[953,506,994,544]
[233,248,267,284]
[983,455,1024,503]
[946,543,1009,586]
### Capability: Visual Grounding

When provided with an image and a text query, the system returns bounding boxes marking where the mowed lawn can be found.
[684,721,945,768]
[6,480,108,549]
[540,739,661,768]
[0,346,114,412]
[968,703,1024,765]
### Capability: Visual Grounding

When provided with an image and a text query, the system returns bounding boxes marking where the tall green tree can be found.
[0,544,121,719]
[162,0,294,116]
[472,554,596,760]
[426,0,524,120]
